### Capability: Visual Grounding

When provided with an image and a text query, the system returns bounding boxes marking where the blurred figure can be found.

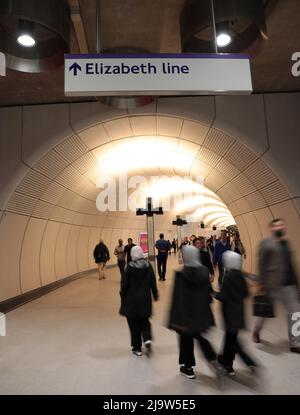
[93,239,110,280]
[124,238,135,264]
[119,246,159,357]
[114,238,126,277]
[172,238,177,254]
[207,236,214,256]
[213,230,231,286]
[190,235,196,244]
[179,236,190,249]
[168,245,222,380]
[193,237,215,282]
[155,233,170,281]
[216,251,257,376]
[167,240,172,255]
[253,219,300,353]
[231,233,246,259]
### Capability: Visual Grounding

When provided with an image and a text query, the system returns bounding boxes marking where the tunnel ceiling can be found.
[0,0,300,106]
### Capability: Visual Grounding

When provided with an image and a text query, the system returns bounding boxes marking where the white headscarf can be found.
[182,245,202,267]
[131,245,144,261]
[223,251,242,271]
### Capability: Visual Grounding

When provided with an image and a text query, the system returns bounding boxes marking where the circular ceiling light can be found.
[216,32,232,47]
[180,0,277,55]
[16,19,36,48]
[17,34,36,47]
[0,0,70,72]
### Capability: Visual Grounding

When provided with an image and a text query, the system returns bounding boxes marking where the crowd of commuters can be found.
[93,218,299,383]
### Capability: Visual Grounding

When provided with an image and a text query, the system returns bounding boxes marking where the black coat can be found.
[215,269,248,332]
[93,243,110,263]
[200,249,214,275]
[124,244,136,263]
[168,266,215,337]
[119,261,159,319]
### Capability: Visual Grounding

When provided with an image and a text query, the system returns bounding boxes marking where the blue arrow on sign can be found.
[69,62,82,76]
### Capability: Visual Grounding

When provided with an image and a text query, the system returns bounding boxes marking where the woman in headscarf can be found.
[168,245,222,379]
[120,246,159,357]
[215,251,257,376]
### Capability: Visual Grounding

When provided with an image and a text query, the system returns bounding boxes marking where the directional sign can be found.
[64,53,252,96]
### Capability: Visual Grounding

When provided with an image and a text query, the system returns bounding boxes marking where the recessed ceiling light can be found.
[216,33,232,47]
[17,34,36,47]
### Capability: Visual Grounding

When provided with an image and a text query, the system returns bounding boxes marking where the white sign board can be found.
[64,53,252,96]
[0,52,6,77]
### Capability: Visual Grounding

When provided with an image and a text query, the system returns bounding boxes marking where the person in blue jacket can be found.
[155,233,170,281]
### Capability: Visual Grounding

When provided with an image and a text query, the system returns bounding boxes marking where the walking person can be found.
[114,238,126,277]
[124,238,135,264]
[168,245,223,380]
[213,230,231,286]
[252,219,300,353]
[120,246,159,357]
[172,238,177,254]
[93,239,110,280]
[155,233,170,281]
[215,251,257,376]
[231,233,246,259]
[193,237,215,282]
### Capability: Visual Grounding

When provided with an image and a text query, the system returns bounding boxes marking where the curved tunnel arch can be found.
[0,97,299,303]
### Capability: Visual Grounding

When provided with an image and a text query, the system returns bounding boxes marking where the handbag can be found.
[252,295,275,318]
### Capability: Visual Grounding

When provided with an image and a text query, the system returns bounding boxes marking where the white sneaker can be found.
[132,350,142,356]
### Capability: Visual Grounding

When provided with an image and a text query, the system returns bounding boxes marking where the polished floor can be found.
[0,256,300,395]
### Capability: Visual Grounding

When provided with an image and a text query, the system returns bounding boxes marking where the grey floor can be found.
[0,256,300,395]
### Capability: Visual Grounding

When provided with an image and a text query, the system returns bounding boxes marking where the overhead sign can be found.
[64,53,252,96]
[0,52,6,76]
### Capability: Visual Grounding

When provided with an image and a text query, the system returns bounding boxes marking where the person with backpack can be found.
[93,239,110,280]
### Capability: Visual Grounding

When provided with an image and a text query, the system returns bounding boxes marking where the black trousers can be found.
[117,259,125,277]
[221,331,256,368]
[179,333,216,368]
[126,318,152,351]
[218,263,224,286]
[157,253,168,280]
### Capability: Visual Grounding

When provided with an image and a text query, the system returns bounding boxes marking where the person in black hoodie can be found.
[215,251,257,376]
[193,237,215,282]
[93,239,110,280]
[120,246,159,357]
[168,245,222,380]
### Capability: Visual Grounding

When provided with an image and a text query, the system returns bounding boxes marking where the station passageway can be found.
[0,256,299,396]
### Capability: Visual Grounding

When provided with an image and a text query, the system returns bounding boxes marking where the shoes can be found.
[290,347,300,354]
[252,332,261,343]
[144,341,153,357]
[132,350,142,356]
[225,366,236,376]
[180,366,196,379]
[217,356,235,377]
[210,359,225,381]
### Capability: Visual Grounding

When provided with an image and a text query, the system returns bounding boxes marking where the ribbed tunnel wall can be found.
[0,94,299,303]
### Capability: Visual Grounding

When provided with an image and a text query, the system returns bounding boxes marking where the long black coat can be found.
[93,243,110,263]
[168,266,215,337]
[119,261,159,319]
[215,269,248,332]
[200,249,214,275]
